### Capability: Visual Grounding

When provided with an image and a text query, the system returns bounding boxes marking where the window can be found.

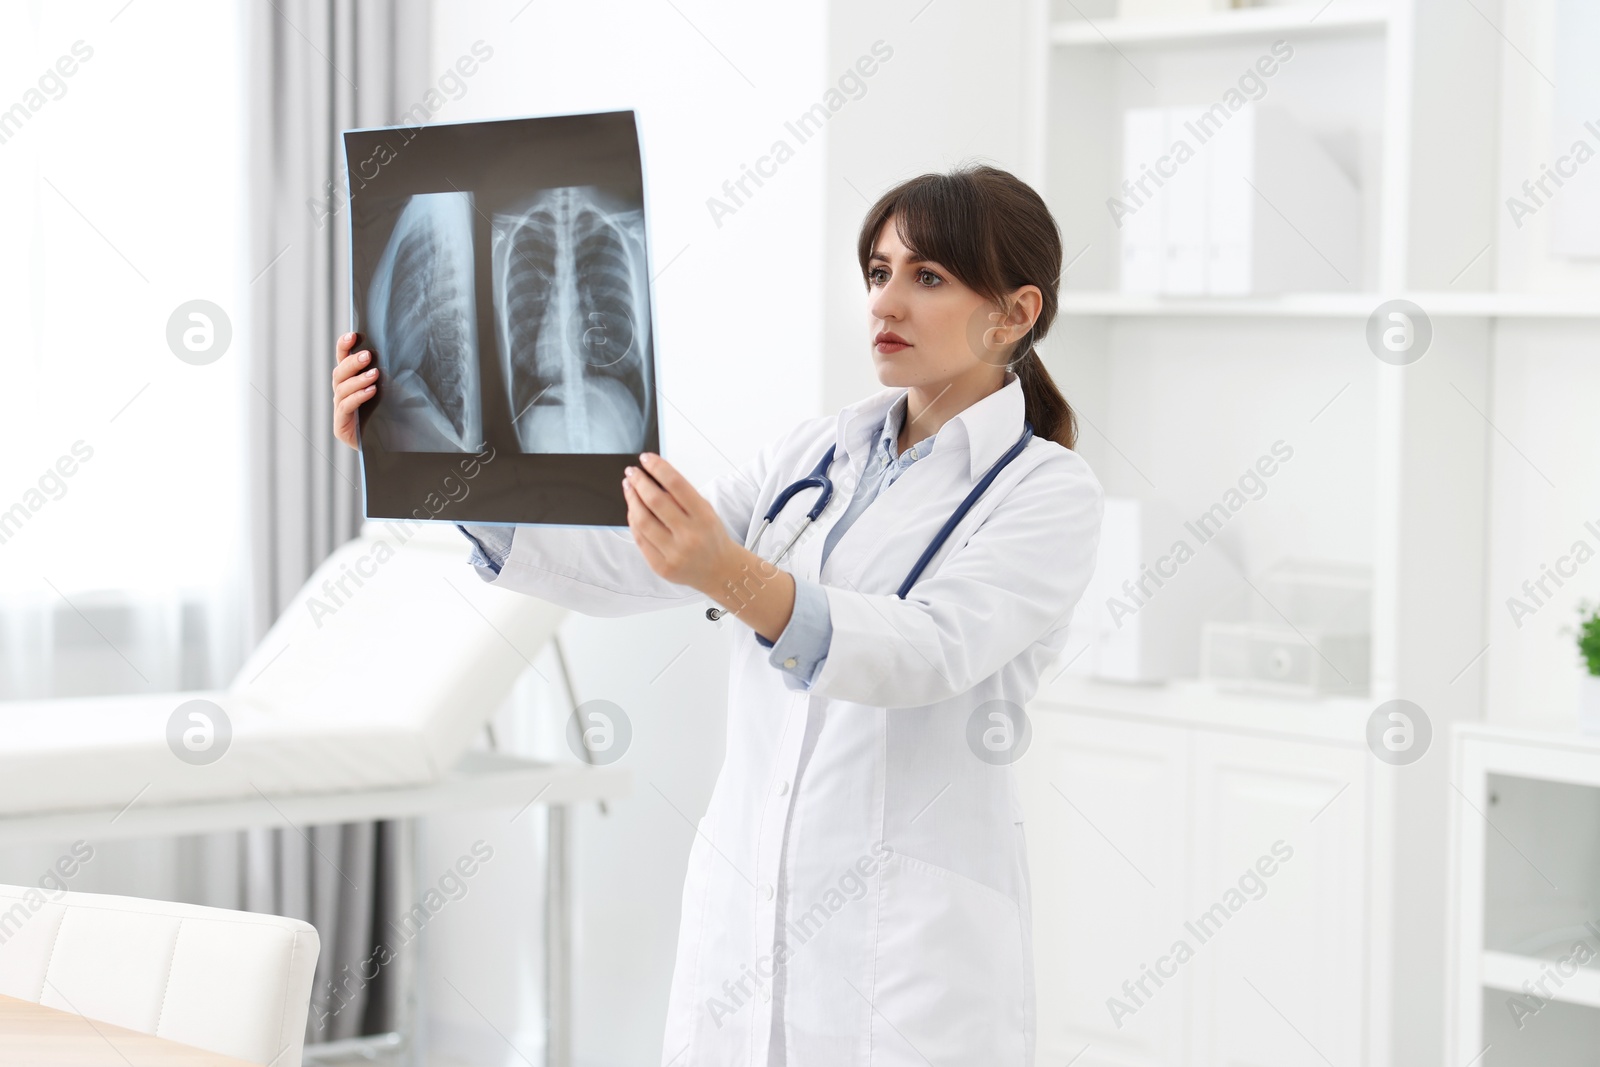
[0,0,249,694]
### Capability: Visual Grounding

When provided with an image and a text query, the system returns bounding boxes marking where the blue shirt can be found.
[458,392,936,691]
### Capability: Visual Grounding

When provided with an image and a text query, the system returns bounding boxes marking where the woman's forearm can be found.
[705,543,797,643]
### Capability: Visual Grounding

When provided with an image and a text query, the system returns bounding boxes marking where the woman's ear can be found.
[1002,285,1044,342]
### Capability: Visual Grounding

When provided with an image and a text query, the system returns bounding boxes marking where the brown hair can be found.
[856,162,1078,450]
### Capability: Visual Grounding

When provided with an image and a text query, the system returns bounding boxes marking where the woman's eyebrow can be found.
[869,250,932,266]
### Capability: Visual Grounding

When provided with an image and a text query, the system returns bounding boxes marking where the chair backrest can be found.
[0,883,319,1066]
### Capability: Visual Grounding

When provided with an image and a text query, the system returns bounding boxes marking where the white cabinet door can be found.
[1186,732,1369,1067]
[1019,707,1191,1067]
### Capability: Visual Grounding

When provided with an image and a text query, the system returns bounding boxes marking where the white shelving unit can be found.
[1057,290,1600,317]
[1049,3,1392,46]
[1449,726,1600,1065]
[1015,0,1600,1064]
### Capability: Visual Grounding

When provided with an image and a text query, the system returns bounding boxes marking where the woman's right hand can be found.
[332,331,378,450]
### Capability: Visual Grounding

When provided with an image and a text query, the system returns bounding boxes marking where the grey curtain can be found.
[243,0,432,1046]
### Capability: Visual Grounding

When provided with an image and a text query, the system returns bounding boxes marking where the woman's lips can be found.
[874,340,910,354]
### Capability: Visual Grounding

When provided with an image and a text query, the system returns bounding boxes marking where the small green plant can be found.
[1578,601,1600,678]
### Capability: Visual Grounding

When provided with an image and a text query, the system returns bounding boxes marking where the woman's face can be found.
[865,216,1030,391]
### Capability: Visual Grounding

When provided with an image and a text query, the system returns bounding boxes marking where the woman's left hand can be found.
[622,453,737,595]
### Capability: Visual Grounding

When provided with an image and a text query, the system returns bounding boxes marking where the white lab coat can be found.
[484,370,1103,1065]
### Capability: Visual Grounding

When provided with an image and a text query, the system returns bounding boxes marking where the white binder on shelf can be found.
[1118,102,1361,295]
[1204,107,1254,294]
[1119,107,1168,294]
[1163,105,1210,295]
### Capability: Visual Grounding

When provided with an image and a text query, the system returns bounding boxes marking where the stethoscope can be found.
[706,420,1035,620]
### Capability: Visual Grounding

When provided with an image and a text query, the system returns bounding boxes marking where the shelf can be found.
[1060,291,1374,317]
[1050,3,1390,47]
[1456,723,1600,756]
[1032,673,1371,745]
[1483,951,1600,1009]
[1057,291,1600,318]
[1408,292,1600,319]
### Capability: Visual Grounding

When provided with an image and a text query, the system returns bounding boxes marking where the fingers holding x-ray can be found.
[345,111,659,524]
[492,186,653,454]
[365,191,484,452]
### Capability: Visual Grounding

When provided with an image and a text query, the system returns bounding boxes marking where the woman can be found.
[332,163,1102,1065]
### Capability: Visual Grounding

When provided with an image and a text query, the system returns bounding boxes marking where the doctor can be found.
[332,163,1102,1065]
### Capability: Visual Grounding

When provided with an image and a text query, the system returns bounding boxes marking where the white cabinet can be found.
[1448,726,1600,1067]
[1021,697,1372,1066]
[1187,731,1368,1067]
[1021,709,1190,1065]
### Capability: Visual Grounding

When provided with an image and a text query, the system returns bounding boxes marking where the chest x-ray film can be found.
[345,110,659,526]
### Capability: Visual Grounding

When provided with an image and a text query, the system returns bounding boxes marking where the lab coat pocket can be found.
[870,849,1027,1065]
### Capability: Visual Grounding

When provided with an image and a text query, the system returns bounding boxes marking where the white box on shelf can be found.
[1201,620,1371,696]
[1058,497,1240,683]
[1199,557,1371,696]
[1258,557,1372,630]
[1117,0,1231,15]
[1207,103,1360,292]
[1118,102,1361,295]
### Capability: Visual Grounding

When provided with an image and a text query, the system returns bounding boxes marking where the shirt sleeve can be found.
[458,524,516,581]
[753,576,832,689]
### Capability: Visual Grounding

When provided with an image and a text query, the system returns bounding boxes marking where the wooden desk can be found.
[0,995,261,1066]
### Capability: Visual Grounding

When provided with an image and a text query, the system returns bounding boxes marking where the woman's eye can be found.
[867,266,940,287]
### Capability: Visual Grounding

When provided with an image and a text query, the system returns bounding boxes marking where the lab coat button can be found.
[774,779,789,796]
[759,983,771,1003]
[759,882,774,901]
[783,657,798,669]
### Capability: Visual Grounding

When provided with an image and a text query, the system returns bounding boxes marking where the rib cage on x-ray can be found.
[365,192,483,452]
[491,187,653,453]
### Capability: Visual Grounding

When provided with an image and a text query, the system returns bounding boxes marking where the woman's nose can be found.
[869,279,905,320]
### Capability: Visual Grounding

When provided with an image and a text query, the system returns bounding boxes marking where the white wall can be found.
[821,0,1034,411]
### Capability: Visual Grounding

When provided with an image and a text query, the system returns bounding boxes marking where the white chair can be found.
[0,882,319,1065]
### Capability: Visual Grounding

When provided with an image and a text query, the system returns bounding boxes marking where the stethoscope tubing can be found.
[705,419,1035,622]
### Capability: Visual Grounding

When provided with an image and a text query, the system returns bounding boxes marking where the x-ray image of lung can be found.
[364,192,484,453]
[490,186,653,454]
[345,109,660,526]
